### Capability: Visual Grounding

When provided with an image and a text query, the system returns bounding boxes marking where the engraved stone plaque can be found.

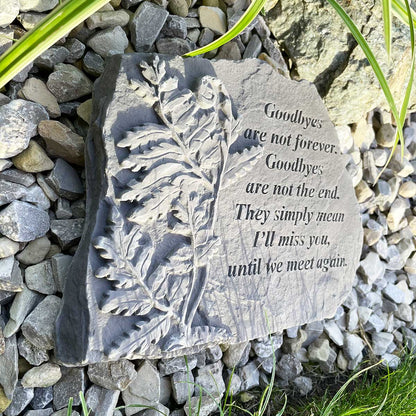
[56,54,362,365]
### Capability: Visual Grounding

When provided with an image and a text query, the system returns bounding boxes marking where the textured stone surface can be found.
[21,295,61,350]
[85,385,120,416]
[87,26,129,58]
[19,0,58,12]
[50,219,84,250]
[3,286,42,337]
[12,140,54,173]
[53,368,86,410]
[17,336,49,366]
[86,10,130,30]
[21,363,62,388]
[56,54,362,365]
[130,2,168,52]
[121,361,160,416]
[47,64,93,103]
[0,327,18,411]
[25,260,57,295]
[0,0,18,27]
[0,201,50,242]
[0,237,20,258]
[46,158,83,200]
[20,78,61,118]
[17,237,51,266]
[30,387,53,409]
[0,256,23,292]
[0,100,49,159]
[199,6,226,34]
[266,0,416,124]
[87,360,136,391]
[3,383,33,416]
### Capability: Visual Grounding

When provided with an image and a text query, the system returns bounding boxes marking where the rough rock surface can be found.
[266,0,416,124]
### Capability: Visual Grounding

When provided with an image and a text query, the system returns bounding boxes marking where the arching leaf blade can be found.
[375,0,415,182]
[0,0,110,89]
[392,0,416,27]
[326,0,404,161]
[382,0,392,59]
[183,0,267,57]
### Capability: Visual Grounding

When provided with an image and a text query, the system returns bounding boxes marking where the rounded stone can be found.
[38,120,84,166]
[87,26,129,58]
[376,124,396,148]
[0,237,20,258]
[19,0,59,12]
[47,64,93,103]
[198,6,227,35]
[12,141,54,173]
[22,363,62,388]
[168,0,189,17]
[20,78,61,118]
[0,0,19,27]
[399,181,416,198]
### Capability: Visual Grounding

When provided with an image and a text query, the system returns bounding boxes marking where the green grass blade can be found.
[392,0,416,27]
[326,0,405,163]
[372,363,391,416]
[67,397,73,416]
[184,0,267,57]
[383,0,392,58]
[321,361,382,416]
[79,391,90,416]
[375,0,415,182]
[0,0,110,89]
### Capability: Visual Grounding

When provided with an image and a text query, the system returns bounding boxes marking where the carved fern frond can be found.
[96,58,264,357]
[108,313,172,359]
[222,146,264,189]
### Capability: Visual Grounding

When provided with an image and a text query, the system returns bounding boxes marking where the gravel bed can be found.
[0,0,416,415]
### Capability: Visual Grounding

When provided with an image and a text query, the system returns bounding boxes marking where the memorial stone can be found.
[56,54,362,365]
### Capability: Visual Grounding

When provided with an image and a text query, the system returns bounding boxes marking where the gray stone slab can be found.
[56,54,362,365]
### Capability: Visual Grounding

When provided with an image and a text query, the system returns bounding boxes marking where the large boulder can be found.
[266,0,415,125]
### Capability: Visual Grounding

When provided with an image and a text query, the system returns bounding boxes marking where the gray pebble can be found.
[82,51,105,77]
[30,386,53,410]
[87,360,137,391]
[18,336,49,366]
[156,37,193,55]
[4,383,34,416]
[35,47,70,70]
[0,256,22,292]
[50,218,84,250]
[243,33,262,58]
[47,64,93,103]
[130,2,168,52]
[3,286,43,337]
[21,295,61,350]
[25,260,57,295]
[46,158,83,201]
[0,100,49,159]
[53,368,86,410]
[64,38,86,63]
[85,385,120,416]
[0,201,50,242]
[162,16,187,38]
[87,26,129,58]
